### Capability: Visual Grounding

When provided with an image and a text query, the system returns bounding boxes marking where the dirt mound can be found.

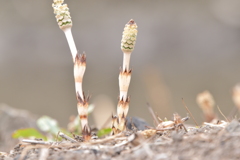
[1,120,240,160]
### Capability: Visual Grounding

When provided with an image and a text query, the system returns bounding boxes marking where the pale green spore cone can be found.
[52,0,72,30]
[121,19,138,53]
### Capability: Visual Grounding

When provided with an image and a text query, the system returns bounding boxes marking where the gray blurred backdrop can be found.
[1,0,240,127]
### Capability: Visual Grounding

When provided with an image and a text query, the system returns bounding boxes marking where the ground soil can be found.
[1,119,240,160]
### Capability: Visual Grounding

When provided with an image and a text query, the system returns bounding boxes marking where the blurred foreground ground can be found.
[2,115,240,160]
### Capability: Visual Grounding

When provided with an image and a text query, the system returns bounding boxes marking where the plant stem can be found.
[63,28,77,62]
[123,52,131,72]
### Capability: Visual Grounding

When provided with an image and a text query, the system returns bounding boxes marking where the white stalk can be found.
[117,99,129,121]
[77,104,88,129]
[75,83,83,100]
[74,55,86,100]
[119,70,131,102]
[63,28,78,61]
[123,52,131,71]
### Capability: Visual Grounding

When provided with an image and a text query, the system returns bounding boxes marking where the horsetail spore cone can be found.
[121,19,138,53]
[121,19,138,72]
[52,0,77,60]
[52,0,72,30]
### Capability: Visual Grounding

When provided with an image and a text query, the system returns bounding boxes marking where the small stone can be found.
[126,117,149,131]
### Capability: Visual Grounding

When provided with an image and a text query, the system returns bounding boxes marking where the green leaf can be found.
[37,116,60,135]
[12,128,47,140]
[97,128,112,137]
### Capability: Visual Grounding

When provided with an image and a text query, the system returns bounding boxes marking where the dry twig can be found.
[147,103,159,125]
[182,98,199,126]
[59,132,78,143]
[216,105,229,122]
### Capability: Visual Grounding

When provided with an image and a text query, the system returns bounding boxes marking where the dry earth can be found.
[1,118,240,160]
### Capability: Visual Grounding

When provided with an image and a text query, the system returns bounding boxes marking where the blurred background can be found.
[1,0,240,128]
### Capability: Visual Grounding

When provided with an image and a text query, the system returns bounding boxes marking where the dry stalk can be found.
[58,132,78,143]
[182,99,199,126]
[113,19,138,134]
[147,103,159,125]
[52,0,90,137]
[196,91,216,122]
[22,139,52,145]
[216,105,229,122]
[87,133,124,145]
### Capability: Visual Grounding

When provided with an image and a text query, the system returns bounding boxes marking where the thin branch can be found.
[22,139,52,145]
[182,98,199,126]
[87,133,124,145]
[217,105,229,122]
[146,103,159,125]
[59,132,78,143]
